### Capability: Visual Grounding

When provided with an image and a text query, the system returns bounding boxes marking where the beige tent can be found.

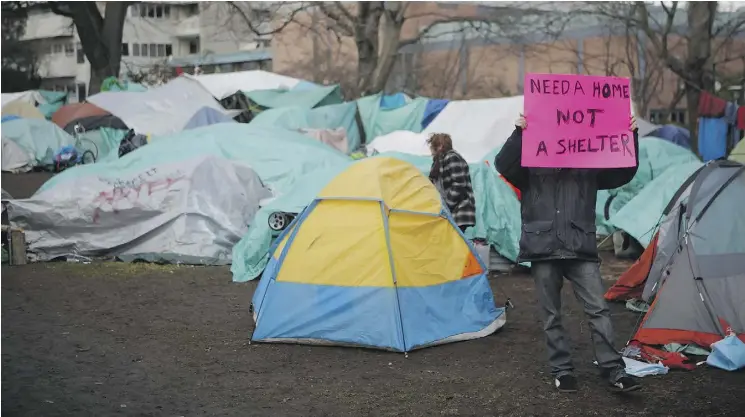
[730,136,745,164]
[2,99,44,120]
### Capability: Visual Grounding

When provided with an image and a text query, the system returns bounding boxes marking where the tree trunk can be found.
[62,2,129,95]
[370,12,403,94]
[355,2,384,96]
[684,1,718,153]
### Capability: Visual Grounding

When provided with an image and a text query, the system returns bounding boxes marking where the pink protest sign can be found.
[522,73,634,168]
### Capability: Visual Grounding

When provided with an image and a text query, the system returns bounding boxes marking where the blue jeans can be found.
[532,260,626,382]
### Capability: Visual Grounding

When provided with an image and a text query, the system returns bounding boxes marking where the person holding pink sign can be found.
[494,113,641,394]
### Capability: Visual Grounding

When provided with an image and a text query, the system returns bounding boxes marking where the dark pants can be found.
[532,260,626,382]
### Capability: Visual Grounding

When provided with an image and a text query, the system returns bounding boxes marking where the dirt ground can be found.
[2,173,745,417]
[2,172,54,199]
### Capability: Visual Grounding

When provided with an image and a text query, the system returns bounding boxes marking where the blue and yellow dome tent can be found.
[251,157,506,352]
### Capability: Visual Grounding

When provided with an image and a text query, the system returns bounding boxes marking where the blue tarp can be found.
[380,93,408,109]
[422,99,449,129]
[698,117,729,161]
[184,107,236,130]
[649,125,691,149]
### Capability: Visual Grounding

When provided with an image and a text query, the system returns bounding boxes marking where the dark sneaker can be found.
[610,376,642,393]
[554,375,578,393]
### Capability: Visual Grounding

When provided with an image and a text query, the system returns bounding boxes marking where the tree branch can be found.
[317,2,354,36]
[226,1,307,37]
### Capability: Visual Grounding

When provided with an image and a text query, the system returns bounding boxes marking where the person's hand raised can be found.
[630,116,638,132]
[516,114,527,129]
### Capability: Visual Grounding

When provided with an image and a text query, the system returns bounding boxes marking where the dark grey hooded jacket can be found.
[495,127,639,262]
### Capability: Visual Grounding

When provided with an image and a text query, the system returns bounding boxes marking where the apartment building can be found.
[19,2,273,101]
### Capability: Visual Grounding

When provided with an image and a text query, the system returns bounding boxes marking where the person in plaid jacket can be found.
[427,133,476,233]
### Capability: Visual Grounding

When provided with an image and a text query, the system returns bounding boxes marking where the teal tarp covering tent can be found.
[478,136,700,237]
[78,127,128,163]
[1,118,75,167]
[610,160,703,247]
[356,94,428,140]
[39,123,351,195]
[595,137,700,235]
[249,102,362,152]
[231,152,524,282]
[37,90,68,120]
[245,84,343,111]
[230,163,352,281]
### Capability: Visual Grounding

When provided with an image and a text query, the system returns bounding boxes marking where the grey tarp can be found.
[184,106,236,130]
[1,137,33,172]
[634,160,745,347]
[5,156,272,264]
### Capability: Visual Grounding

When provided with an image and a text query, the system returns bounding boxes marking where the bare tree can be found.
[549,18,667,119]
[2,1,41,92]
[49,2,132,95]
[580,1,745,151]
[222,1,568,98]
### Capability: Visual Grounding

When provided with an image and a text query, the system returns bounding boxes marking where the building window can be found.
[156,44,165,57]
[165,44,172,56]
[189,39,199,54]
[76,43,85,63]
[64,42,74,56]
[133,43,140,57]
[141,43,149,57]
[53,43,63,54]
[149,43,156,57]
[121,43,129,56]
[185,4,199,16]
[137,4,170,19]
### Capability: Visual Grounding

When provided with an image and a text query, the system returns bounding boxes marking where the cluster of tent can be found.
[2,69,743,357]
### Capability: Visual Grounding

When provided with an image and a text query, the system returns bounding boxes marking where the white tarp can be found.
[189,70,302,100]
[368,96,523,163]
[422,96,524,162]
[367,131,430,157]
[1,91,45,107]
[5,156,272,264]
[87,76,230,136]
[1,137,33,172]
[367,96,523,162]
[368,95,657,163]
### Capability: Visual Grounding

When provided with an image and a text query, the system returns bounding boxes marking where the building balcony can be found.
[37,55,79,78]
[167,49,271,68]
[174,15,200,38]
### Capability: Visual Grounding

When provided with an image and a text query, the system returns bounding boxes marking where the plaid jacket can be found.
[431,150,476,227]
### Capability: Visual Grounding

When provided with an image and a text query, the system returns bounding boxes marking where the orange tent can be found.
[604,232,659,301]
[51,102,110,130]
